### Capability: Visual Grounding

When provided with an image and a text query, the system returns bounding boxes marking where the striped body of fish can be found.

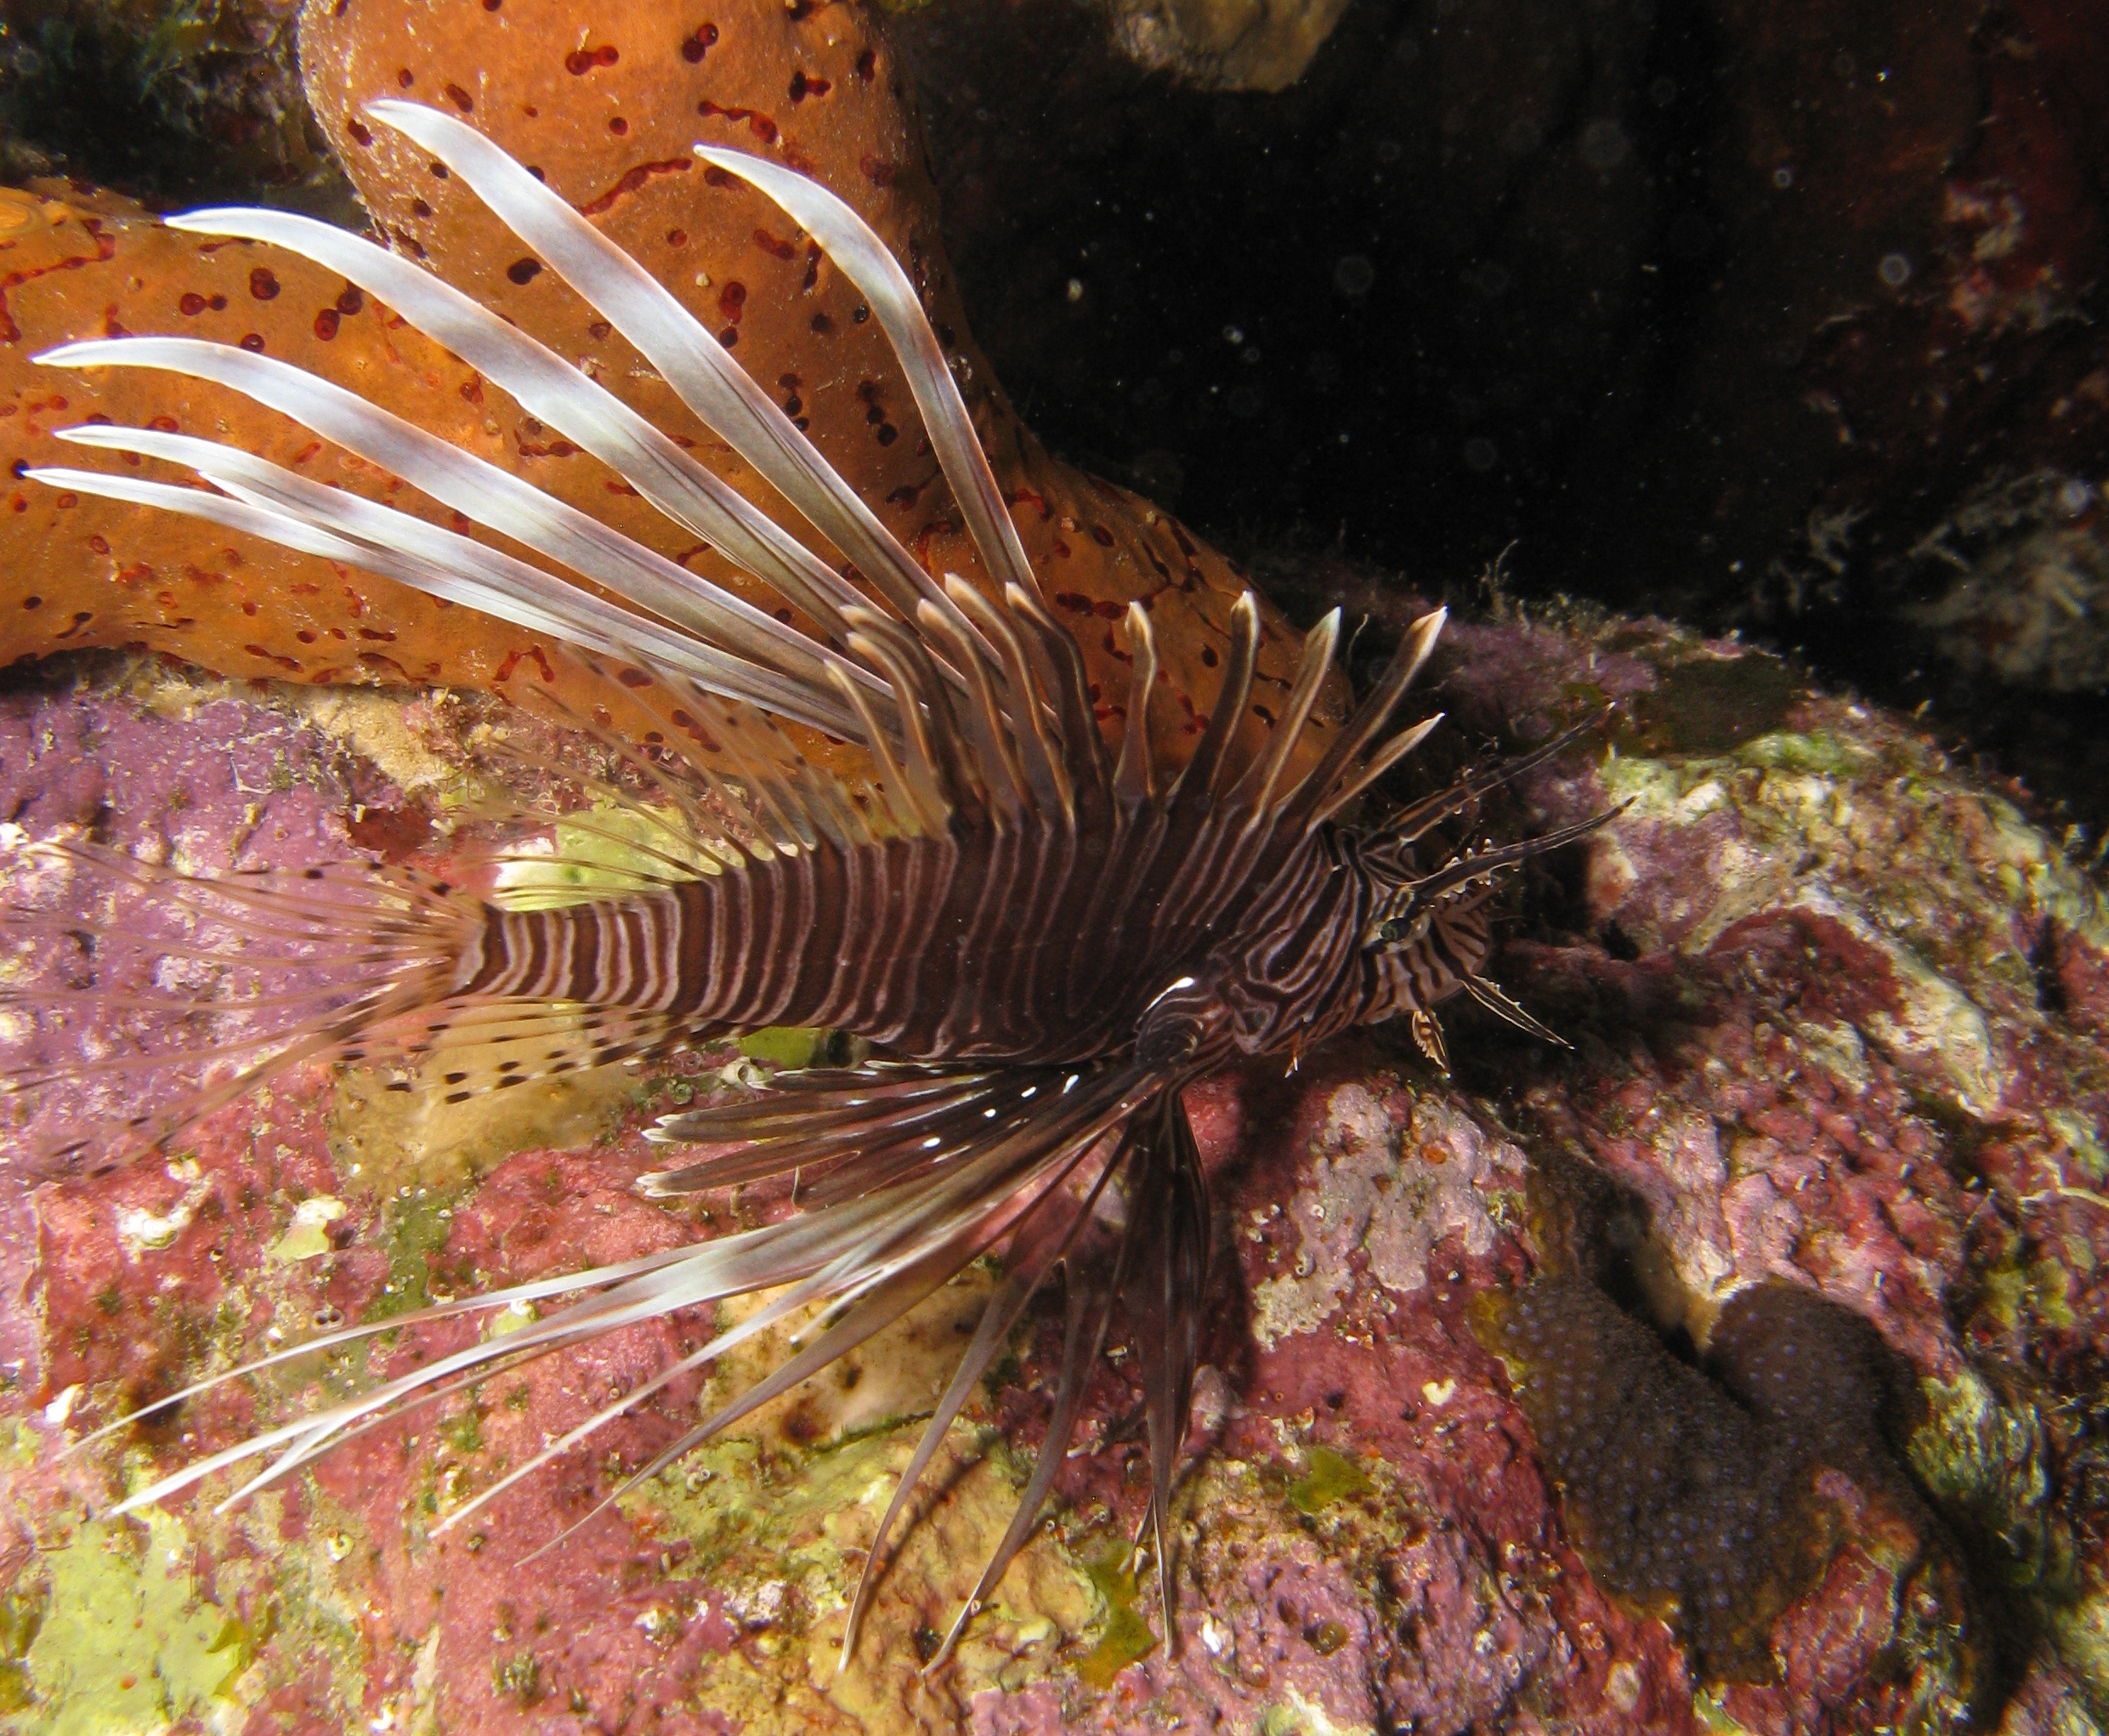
[3,101,1601,1665]
[451,770,1508,1066]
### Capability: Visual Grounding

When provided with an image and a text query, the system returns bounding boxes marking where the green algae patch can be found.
[0,1582,45,1714]
[1903,1371,2109,1702]
[17,1510,242,1734]
[363,1186,461,1321]
[1259,1690,1375,1736]
[0,1358,370,1728]
[492,1648,544,1707]
[1693,1686,1763,1733]
[1075,1548,1158,1688]
[1972,1249,2081,1337]
[2048,1589,2109,1710]
[1908,1369,2055,1586]
[1287,1445,1373,1516]
[1735,728,1869,779]
[735,1026,858,1069]
[2046,1109,2109,1184]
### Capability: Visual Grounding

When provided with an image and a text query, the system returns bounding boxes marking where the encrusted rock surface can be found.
[2,582,2106,1733]
[0,0,339,202]
[1087,0,1354,94]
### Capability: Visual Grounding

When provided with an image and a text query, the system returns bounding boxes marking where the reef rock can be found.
[0,0,338,201]
[1091,0,1353,94]
[4,571,2107,1733]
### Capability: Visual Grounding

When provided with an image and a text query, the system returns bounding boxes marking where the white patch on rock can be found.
[1783,885,2006,1115]
[114,1175,213,1257]
[1597,738,2031,1119]
[1794,1020,1870,1092]
[1721,1172,1802,1278]
[1250,1086,1522,1349]
[1583,831,1640,914]
[298,685,461,798]
[1860,942,2004,1115]
[1647,1104,1738,1304]
[1273,1683,1377,1736]
[266,1194,347,1264]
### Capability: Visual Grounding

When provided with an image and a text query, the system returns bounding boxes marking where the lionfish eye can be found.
[1377,911,1431,948]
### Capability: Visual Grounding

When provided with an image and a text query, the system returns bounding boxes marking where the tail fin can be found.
[0,837,485,1174]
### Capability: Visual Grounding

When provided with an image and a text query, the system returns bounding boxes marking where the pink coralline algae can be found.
[3,568,2109,1733]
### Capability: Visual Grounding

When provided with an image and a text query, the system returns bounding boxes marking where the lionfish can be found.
[7,102,1597,1663]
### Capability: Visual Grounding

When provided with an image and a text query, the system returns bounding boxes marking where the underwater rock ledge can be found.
[3,576,2106,1735]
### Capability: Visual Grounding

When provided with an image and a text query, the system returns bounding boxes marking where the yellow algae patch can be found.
[736,1026,864,1070]
[490,800,730,908]
[1260,1684,1377,1736]
[700,1266,1002,1455]
[17,1510,243,1734]
[1286,1444,1374,1517]
[814,1438,1096,1729]
[625,1273,1097,1733]
[329,1040,640,1194]
[298,685,471,804]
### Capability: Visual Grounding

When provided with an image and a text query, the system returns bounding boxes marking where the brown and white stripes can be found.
[437,792,1495,1087]
[454,894,691,1015]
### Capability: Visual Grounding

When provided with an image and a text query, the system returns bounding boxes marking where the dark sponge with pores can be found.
[1477,1276,1839,1681]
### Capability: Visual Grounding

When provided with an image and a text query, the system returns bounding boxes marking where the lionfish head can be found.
[1342,706,1616,1064]
[1360,836,1500,1016]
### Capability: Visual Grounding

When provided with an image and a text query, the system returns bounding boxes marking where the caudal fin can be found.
[0,838,485,1174]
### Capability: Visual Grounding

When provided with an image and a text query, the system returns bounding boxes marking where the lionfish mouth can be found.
[9,99,1595,1669]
